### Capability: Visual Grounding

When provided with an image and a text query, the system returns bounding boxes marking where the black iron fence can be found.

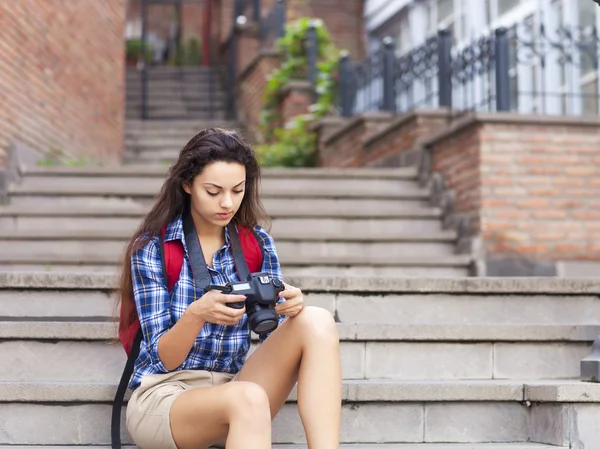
[338,21,600,118]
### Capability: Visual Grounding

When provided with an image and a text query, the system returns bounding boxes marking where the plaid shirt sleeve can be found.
[254,225,286,342]
[131,236,172,373]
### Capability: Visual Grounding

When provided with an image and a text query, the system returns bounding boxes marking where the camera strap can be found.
[182,210,250,289]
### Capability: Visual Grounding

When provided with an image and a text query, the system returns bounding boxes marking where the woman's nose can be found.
[221,193,233,209]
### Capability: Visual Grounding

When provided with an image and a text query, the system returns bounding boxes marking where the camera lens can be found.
[249,308,278,334]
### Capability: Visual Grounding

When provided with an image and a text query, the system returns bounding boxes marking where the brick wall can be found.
[426,112,600,269]
[0,0,125,166]
[363,109,452,167]
[287,0,366,59]
[319,113,393,166]
[236,51,281,143]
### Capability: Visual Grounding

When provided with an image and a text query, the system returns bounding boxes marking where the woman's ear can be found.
[182,182,191,195]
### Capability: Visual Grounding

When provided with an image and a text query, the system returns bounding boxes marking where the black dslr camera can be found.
[205,272,285,334]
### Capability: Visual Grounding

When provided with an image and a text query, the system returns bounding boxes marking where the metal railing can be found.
[338,21,600,118]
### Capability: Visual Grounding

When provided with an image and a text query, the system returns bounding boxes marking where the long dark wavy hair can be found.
[117,127,270,332]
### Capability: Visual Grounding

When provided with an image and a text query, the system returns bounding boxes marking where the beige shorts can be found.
[126,370,237,449]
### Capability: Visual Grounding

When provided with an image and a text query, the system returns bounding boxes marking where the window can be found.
[578,0,596,30]
[434,0,467,43]
[498,0,521,17]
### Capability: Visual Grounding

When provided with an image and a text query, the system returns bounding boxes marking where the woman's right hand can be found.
[186,290,247,326]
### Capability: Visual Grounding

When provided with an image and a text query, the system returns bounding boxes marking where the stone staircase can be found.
[124,119,244,164]
[126,66,227,121]
[0,164,470,276]
[2,272,600,447]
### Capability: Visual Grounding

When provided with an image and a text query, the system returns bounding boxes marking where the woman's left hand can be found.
[275,283,304,318]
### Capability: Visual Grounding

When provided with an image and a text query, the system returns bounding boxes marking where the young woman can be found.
[117,128,342,449]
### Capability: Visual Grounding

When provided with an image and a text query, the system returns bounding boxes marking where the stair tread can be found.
[17,165,420,179]
[0,228,457,242]
[1,321,598,342]
[0,445,566,449]
[0,204,442,218]
[2,378,600,403]
[1,272,597,293]
[0,445,567,449]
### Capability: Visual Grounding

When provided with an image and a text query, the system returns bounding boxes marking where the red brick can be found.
[0,0,125,165]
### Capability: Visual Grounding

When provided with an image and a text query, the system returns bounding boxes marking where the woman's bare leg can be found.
[236,306,342,449]
[169,380,271,449]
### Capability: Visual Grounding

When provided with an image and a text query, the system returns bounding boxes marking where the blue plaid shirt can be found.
[128,216,284,390]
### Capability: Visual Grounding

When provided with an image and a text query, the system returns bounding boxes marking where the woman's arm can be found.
[131,237,206,371]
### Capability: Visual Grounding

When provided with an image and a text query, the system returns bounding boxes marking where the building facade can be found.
[363,0,599,117]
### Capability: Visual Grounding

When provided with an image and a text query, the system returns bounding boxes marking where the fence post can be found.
[338,52,353,117]
[275,0,286,39]
[306,22,318,85]
[437,28,452,109]
[253,0,261,22]
[140,0,148,120]
[495,27,510,111]
[382,37,396,113]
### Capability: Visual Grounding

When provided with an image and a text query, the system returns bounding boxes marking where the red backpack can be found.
[112,223,264,449]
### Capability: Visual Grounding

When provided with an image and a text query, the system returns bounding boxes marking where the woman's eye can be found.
[207,191,218,196]
[233,190,244,194]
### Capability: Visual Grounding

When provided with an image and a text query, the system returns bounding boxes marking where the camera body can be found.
[204,272,284,334]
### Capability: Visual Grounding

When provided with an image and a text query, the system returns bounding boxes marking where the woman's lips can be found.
[217,212,232,220]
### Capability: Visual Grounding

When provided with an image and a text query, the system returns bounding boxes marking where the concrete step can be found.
[0,379,597,445]
[0,202,440,219]
[0,240,470,267]
[1,321,596,382]
[124,118,241,131]
[0,445,567,449]
[4,196,432,216]
[12,165,420,180]
[0,217,452,241]
[0,263,470,276]
[3,274,599,326]
[10,175,429,199]
[125,111,228,121]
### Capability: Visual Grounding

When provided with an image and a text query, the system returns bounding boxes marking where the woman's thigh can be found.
[127,372,235,449]
[235,307,328,417]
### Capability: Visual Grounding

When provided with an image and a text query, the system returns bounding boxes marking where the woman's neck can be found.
[190,210,225,243]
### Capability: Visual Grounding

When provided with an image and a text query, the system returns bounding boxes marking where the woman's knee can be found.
[226,381,271,420]
[293,306,338,342]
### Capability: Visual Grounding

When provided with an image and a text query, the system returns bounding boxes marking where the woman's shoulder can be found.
[242,224,275,248]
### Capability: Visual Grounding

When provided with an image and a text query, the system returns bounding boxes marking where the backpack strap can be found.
[111,327,141,449]
[227,222,251,280]
[111,229,178,449]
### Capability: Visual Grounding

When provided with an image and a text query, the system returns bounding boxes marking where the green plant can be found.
[185,37,202,66]
[125,38,153,63]
[258,18,341,167]
[37,143,88,167]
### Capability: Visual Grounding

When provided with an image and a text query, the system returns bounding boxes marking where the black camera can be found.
[204,272,285,334]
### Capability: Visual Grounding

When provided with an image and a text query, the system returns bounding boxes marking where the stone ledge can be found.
[364,108,453,149]
[2,272,600,293]
[0,443,568,449]
[0,379,524,403]
[280,80,314,96]
[324,112,394,147]
[421,110,600,151]
[236,48,280,84]
[18,165,419,179]
[4,379,600,404]
[4,321,599,342]
[525,381,600,403]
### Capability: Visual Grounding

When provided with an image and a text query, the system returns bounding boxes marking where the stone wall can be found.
[0,0,126,166]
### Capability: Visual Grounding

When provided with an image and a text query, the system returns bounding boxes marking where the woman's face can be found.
[183,161,246,229]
